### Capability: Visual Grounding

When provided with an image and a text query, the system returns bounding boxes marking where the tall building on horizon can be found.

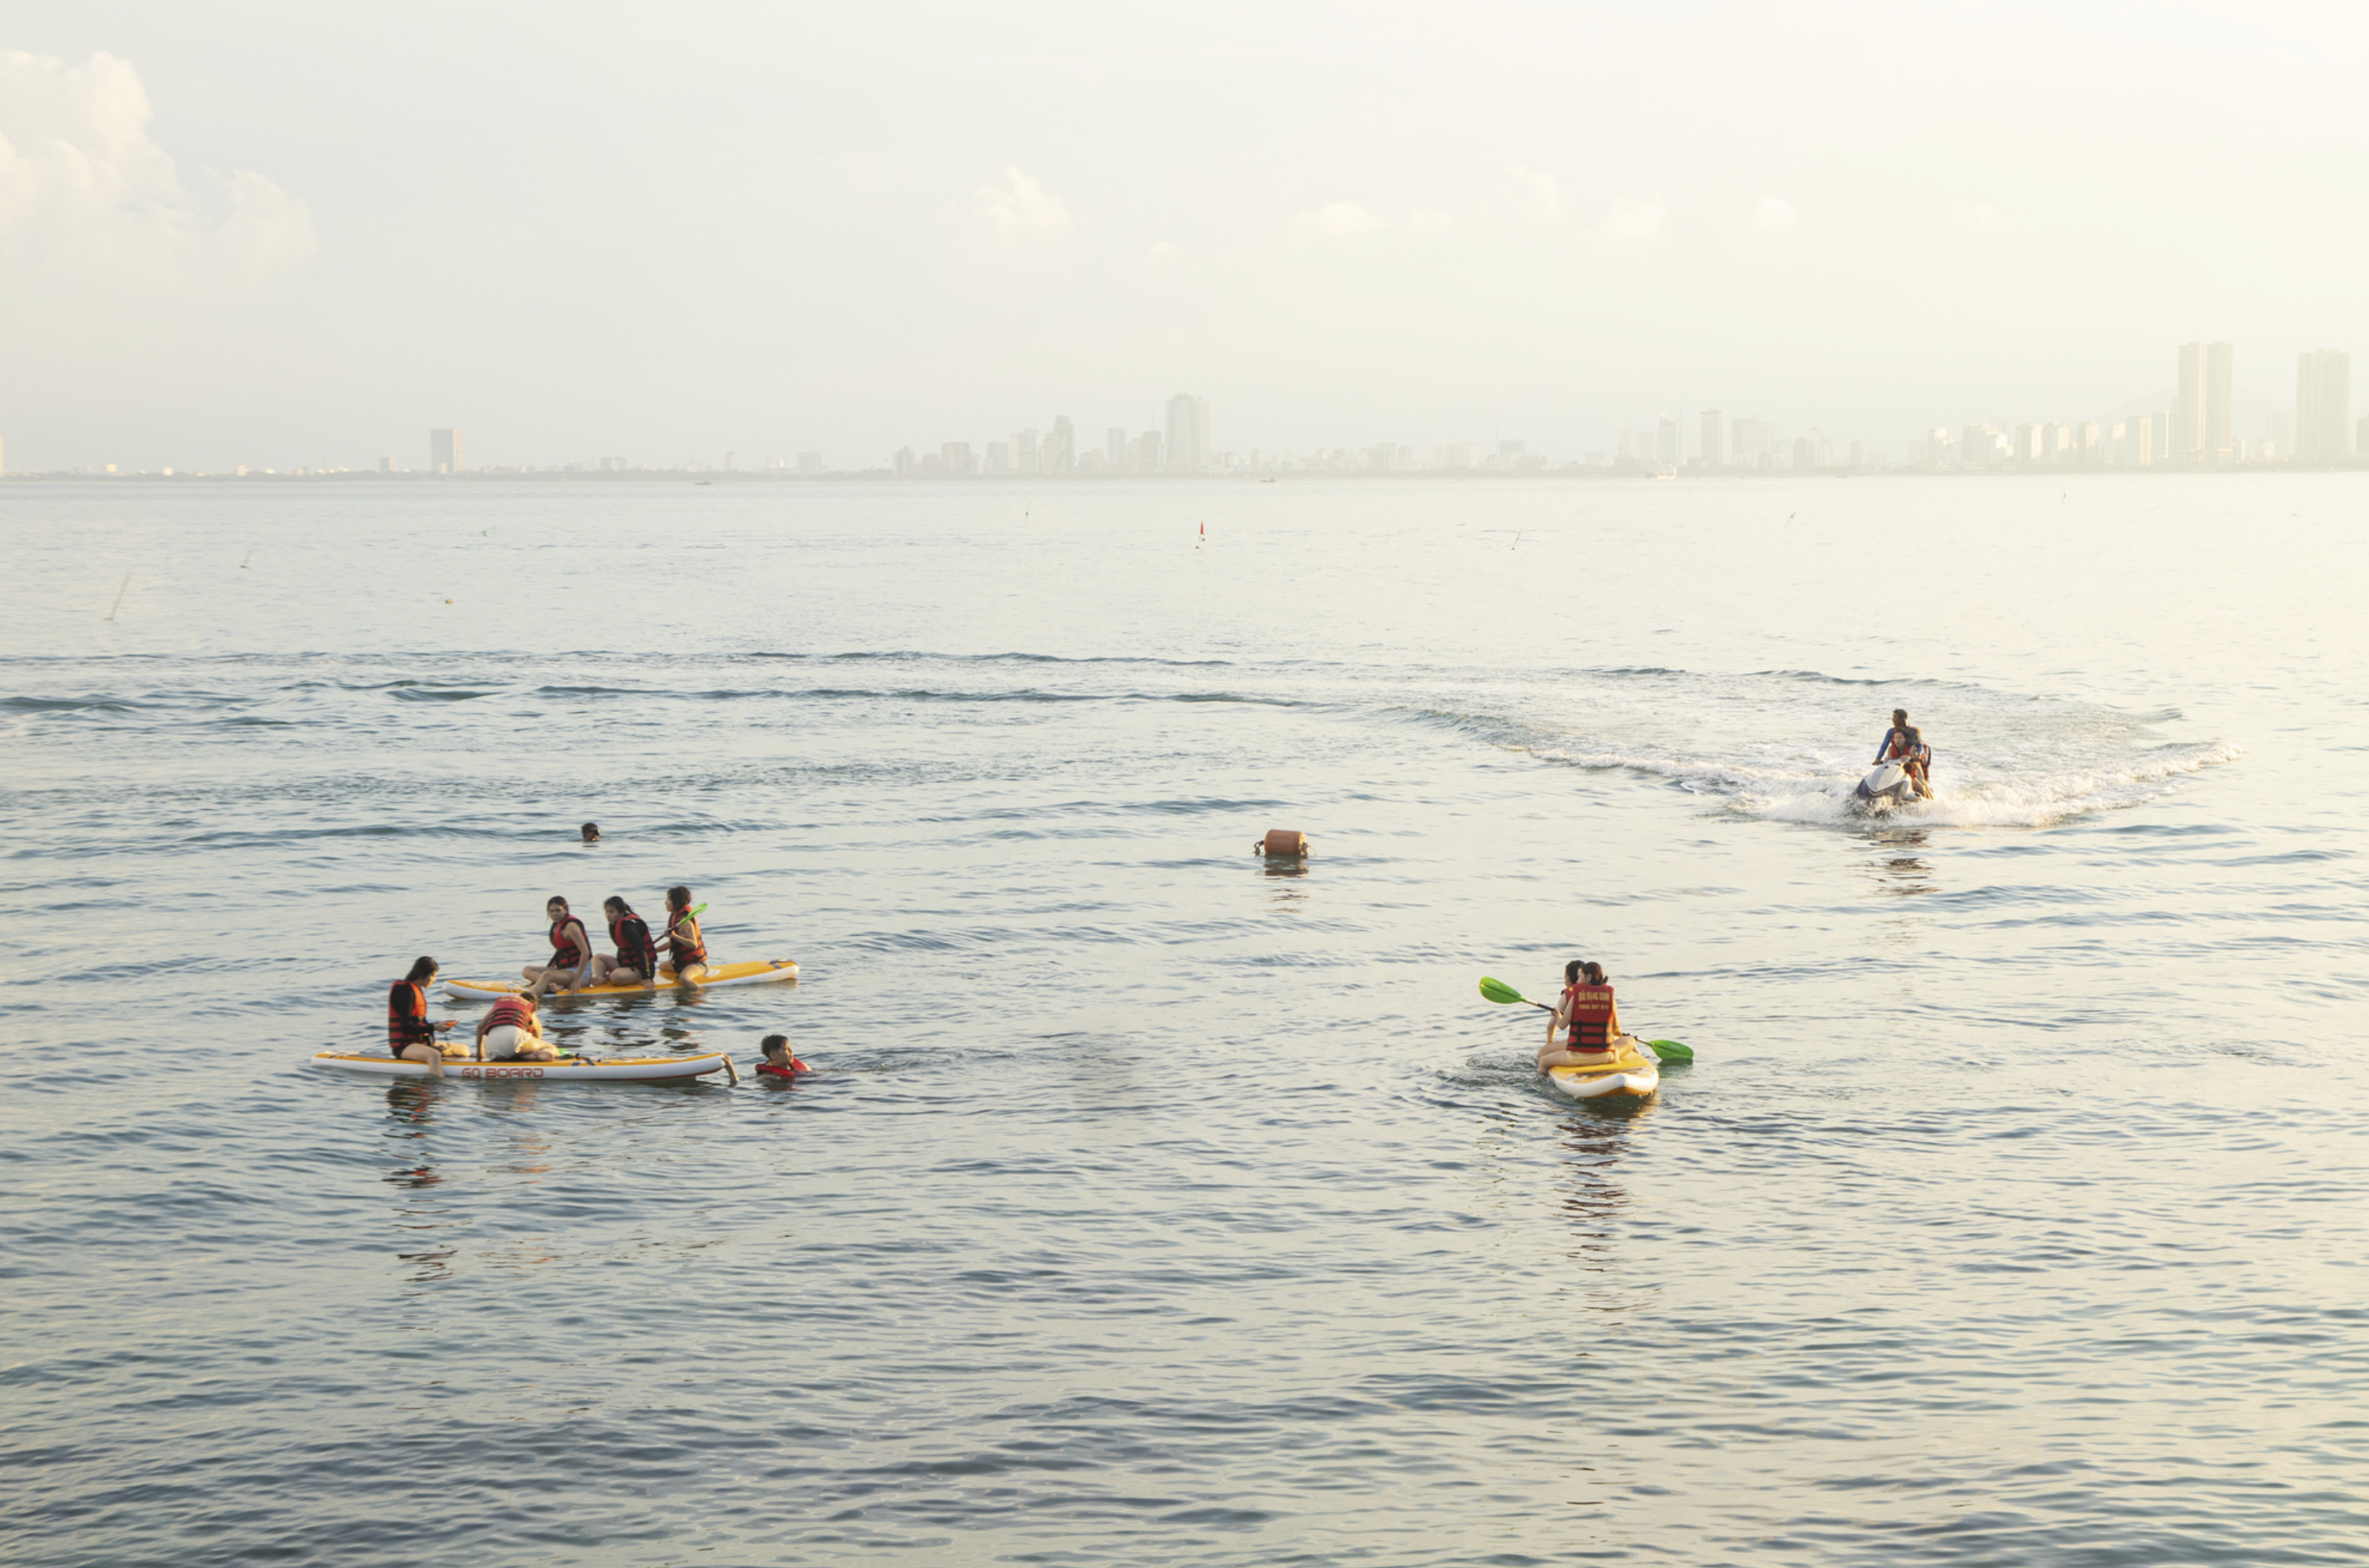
[1045,416,1075,474]
[430,428,463,473]
[1164,393,1210,474]
[1700,409,1723,467]
[2296,349,2352,463]
[2172,343,2206,462]
[2206,341,2233,462]
[1654,417,1678,465]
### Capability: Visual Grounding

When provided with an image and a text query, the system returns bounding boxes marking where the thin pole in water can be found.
[107,572,130,621]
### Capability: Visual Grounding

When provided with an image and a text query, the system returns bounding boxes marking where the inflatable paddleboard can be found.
[441,958,798,1000]
[1545,1037,1661,1101]
[311,1050,732,1083]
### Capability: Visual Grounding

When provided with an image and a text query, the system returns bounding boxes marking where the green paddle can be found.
[1477,976,1696,1063]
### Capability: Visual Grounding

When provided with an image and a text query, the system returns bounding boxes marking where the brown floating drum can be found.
[1259,829,1310,857]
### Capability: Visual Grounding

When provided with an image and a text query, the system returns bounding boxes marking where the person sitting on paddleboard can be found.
[755,1033,810,1082]
[1539,960,1633,1069]
[525,895,599,996]
[388,956,461,1075]
[591,895,660,989]
[476,992,556,1063]
[660,885,708,982]
[1873,708,1935,799]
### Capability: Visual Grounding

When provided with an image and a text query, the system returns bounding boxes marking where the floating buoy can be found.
[1257,829,1309,857]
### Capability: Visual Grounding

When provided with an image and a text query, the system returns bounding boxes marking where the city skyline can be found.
[8,10,2369,474]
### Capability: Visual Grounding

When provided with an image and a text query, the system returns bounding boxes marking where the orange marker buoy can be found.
[1257,829,1309,857]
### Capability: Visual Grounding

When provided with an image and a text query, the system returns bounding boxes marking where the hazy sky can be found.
[4,2,2367,470]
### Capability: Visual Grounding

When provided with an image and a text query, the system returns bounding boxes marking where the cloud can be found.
[0,49,314,287]
[1952,201,2000,229]
[1506,165,1562,220]
[1604,196,1666,240]
[1299,199,1382,236]
[975,166,1070,237]
[1753,195,1798,231]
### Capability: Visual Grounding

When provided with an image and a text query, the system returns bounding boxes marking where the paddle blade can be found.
[1478,976,1528,1006]
[1645,1038,1695,1063]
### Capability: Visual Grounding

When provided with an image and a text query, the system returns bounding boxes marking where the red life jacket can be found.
[1884,727,1925,764]
[665,909,707,968]
[549,916,585,967]
[484,996,537,1033]
[1562,984,1615,1050]
[388,980,433,1050]
[610,911,656,972]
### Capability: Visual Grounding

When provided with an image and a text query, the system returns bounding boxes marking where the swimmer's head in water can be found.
[761,1033,790,1060]
[581,822,599,841]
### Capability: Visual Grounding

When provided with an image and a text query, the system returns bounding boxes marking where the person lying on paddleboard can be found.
[1539,960,1637,1069]
[388,956,462,1075]
[592,895,660,989]
[755,1033,810,1082]
[1873,707,1935,799]
[525,895,599,996]
[660,885,709,982]
[476,992,556,1063]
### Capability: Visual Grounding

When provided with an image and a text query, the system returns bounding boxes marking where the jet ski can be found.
[1853,758,1924,810]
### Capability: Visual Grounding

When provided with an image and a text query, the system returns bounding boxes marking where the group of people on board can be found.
[384,955,807,1080]
[525,887,707,997]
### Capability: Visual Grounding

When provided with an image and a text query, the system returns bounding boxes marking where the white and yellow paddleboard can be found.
[311,1050,732,1082]
[1545,1037,1661,1101]
[441,958,798,1000]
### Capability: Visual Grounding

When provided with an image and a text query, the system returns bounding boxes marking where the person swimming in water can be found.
[1872,708,1935,799]
[754,1033,810,1082]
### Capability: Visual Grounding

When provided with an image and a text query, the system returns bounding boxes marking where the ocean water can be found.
[3,475,2365,1566]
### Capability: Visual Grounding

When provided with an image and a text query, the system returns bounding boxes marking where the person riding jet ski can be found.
[1867,708,1934,800]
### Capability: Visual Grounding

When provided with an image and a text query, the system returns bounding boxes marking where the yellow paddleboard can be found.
[442,958,798,1000]
[1546,1037,1660,1101]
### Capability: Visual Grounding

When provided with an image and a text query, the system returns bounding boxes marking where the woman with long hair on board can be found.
[388,956,460,1075]
[592,895,660,989]
[1539,960,1633,1070]
[524,896,599,997]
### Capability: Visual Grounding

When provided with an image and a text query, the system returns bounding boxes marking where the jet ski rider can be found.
[1874,708,1935,799]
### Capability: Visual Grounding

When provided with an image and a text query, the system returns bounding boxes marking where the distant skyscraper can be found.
[2172,342,2206,461]
[940,442,974,476]
[1654,417,1678,465]
[1700,410,1723,467]
[2205,341,2233,462]
[2296,349,2352,462]
[1107,428,1128,469]
[1164,394,1210,473]
[1045,417,1075,474]
[2015,423,2040,463]
[1790,436,1818,470]
[430,429,463,473]
[986,441,1011,475]
[1015,429,1039,474]
[1132,431,1163,475]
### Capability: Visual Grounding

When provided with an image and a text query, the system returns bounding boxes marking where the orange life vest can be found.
[665,908,707,968]
[484,996,537,1033]
[388,980,433,1050]
[1562,983,1615,1050]
[549,916,585,968]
